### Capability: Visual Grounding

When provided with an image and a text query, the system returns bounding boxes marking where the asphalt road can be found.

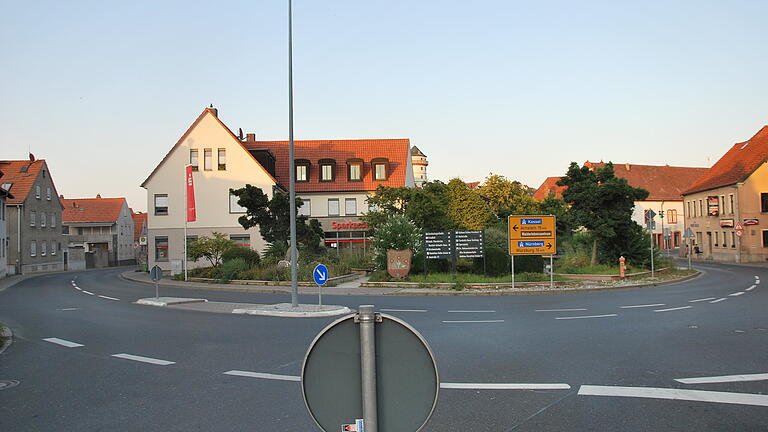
[0,262,766,431]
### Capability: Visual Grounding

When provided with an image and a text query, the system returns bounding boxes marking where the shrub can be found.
[483,246,510,276]
[263,242,289,266]
[222,247,261,266]
[371,215,422,270]
[219,258,249,282]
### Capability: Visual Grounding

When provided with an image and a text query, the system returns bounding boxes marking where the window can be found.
[186,235,198,251]
[230,234,251,248]
[154,194,169,215]
[720,195,725,214]
[51,241,56,255]
[204,148,212,170]
[722,231,727,248]
[762,193,768,213]
[41,212,46,227]
[155,236,169,261]
[372,158,389,180]
[1,183,11,193]
[31,241,36,257]
[319,159,336,182]
[667,209,678,224]
[298,199,311,217]
[47,187,51,200]
[295,159,310,182]
[229,192,247,213]
[35,185,41,199]
[714,232,719,247]
[30,211,36,226]
[345,198,357,216]
[732,232,736,248]
[190,149,199,171]
[347,159,363,181]
[729,194,734,215]
[41,241,47,256]
[51,214,56,228]
[328,198,340,216]
[218,148,226,170]
[698,200,703,216]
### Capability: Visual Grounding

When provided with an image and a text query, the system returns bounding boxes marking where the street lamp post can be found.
[288,0,299,307]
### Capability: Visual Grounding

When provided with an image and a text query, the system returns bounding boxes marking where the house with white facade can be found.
[61,195,136,267]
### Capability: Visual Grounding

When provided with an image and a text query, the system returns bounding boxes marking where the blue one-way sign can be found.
[313,263,329,286]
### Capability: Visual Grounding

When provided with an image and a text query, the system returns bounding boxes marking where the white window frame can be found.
[204,148,212,171]
[328,198,340,216]
[31,241,37,257]
[298,199,311,217]
[30,211,36,226]
[229,192,247,214]
[35,185,41,199]
[218,148,226,170]
[190,149,199,171]
[321,164,334,181]
[296,165,308,182]
[374,163,386,180]
[345,198,357,216]
[41,241,47,256]
[47,187,51,200]
[154,194,169,216]
[41,211,46,227]
[51,241,56,255]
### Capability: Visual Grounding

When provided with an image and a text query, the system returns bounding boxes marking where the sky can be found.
[2,0,767,212]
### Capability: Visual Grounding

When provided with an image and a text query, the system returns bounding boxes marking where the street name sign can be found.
[424,231,452,259]
[508,215,556,255]
[302,311,439,432]
[454,230,484,258]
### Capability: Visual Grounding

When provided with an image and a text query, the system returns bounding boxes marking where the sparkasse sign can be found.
[508,215,556,255]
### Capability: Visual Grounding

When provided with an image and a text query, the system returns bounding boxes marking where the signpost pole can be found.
[688,238,692,270]
[155,280,159,300]
[511,255,515,290]
[550,255,554,290]
[358,305,378,432]
[650,233,655,278]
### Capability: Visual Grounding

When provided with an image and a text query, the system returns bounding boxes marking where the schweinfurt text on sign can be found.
[508,215,556,255]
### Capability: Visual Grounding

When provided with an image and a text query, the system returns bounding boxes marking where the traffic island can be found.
[135,297,208,307]
[233,303,352,318]
[0,323,11,354]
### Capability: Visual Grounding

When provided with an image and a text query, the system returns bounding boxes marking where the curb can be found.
[232,306,353,318]
[0,325,12,355]
[135,297,208,307]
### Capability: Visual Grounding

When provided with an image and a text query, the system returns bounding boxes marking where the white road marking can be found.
[43,337,83,348]
[578,385,768,407]
[746,285,756,291]
[654,306,692,312]
[74,287,82,291]
[535,308,587,312]
[98,295,120,301]
[380,309,427,313]
[756,280,761,284]
[729,292,744,297]
[447,310,496,313]
[688,297,715,303]
[442,320,505,323]
[555,314,617,320]
[620,304,665,309]
[675,372,768,385]
[81,290,94,295]
[440,382,571,390]
[57,308,80,311]
[111,353,175,365]
[710,298,727,303]
[223,370,301,382]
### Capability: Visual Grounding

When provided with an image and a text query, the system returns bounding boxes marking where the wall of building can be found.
[0,195,7,278]
[736,162,768,262]
[144,111,275,271]
[116,201,135,264]
[684,185,741,262]
[412,154,428,187]
[633,200,686,250]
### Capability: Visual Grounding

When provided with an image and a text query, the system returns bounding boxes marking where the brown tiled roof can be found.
[465,181,481,190]
[0,170,13,199]
[585,162,708,201]
[62,197,126,224]
[131,211,147,241]
[683,126,768,195]
[0,159,48,205]
[244,139,411,192]
[533,176,566,201]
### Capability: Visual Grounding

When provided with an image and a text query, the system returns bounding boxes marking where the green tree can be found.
[370,215,422,270]
[187,232,235,267]
[363,182,454,233]
[539,195,571,238]
[447,178,494,229]
[558,162,649,265]
[230,185,324,251]
[478,174,540,217]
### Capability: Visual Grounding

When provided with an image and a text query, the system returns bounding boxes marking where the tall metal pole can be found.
[184,167,188,282]
[288,0,299,307]
[550,255,554,290]
[358,305,379,432]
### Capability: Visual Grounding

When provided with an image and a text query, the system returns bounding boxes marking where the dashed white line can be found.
[447,310,496,313]
[380,309,427,313]
[746,285,756,291]
[74,287,83,291]
[98,295,120,301]
[57,308,80,311]
[442,320,505,323]
[675,372,768,385]
[620,304,665,309]
[555,314,617,320]
[535,308,587,312]
[81,290,94,295]
[111,353,175,365]
[710,298,727,304]
[223,370,301,381]
[756,280,761,284]
[729,292,744,297]
[654,306,692,312]
[578,385,768,407]
[688,297,715,303]
[43,337,84,348]
[440,382,571,390]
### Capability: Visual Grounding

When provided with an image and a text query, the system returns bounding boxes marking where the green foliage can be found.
[447,178,494,229]
[262,242,289,266]
[187,232,235,267]
[219,258,249,282]
[484,246,510,276]
[363,182,454,233]
[539,195,571,239]
[368,271,564,283]
[478,174,540,217]
[221,247,260,266]
[371,215,422,269]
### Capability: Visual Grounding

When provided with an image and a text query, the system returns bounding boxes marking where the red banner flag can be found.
[185,165,196,222]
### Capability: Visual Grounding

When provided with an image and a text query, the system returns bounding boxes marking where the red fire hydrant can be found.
[619,256,626,278]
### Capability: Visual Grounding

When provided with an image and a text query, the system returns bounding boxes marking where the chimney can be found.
[246,133,256,142]
[625,163,630,171]
[96,194,101,198]
[59,194,64,199]
[208,104,218,117]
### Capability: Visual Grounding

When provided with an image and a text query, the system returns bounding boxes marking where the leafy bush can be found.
[222,247,261,266]
[483,246,510,276]
[262,242,289,266]
[371,215,422,270]
[219,258,249,281]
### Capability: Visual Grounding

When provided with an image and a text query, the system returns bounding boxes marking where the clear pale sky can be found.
[2,1,766,212]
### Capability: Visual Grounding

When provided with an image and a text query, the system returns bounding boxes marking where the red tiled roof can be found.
[0,159,48,205]
[465,181,481,190]
[533,176,566,201]
[244,139,411,192]
[132,211,147,241]
[61,197,126,224]
[585,162,709,201]
[684,126,768,195]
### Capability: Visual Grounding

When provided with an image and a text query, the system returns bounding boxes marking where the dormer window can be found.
[372,158,389,181]
[295,159,310,182]
[319,159,336,182]
[347,159,363,181]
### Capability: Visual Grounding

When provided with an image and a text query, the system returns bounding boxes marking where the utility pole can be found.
[288,0,299,307]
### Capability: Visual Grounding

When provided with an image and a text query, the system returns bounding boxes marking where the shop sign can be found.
[720,219,734,228]
[744,218,759,226]
[331,222,369,230]
[707,196,719,216]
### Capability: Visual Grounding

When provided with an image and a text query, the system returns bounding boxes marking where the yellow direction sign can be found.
[508,215,557,255]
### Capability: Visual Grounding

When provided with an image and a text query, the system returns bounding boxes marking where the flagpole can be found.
[184,165,189,282]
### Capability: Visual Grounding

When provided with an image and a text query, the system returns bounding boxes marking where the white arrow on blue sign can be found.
[313,263,329,286]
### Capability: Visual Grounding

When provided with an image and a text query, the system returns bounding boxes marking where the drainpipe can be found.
[16,204,21,274]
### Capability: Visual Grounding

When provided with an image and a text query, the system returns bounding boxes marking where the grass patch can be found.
[368,271,566,284]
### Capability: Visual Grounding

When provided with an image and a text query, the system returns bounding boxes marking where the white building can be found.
[411,146,428,187]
